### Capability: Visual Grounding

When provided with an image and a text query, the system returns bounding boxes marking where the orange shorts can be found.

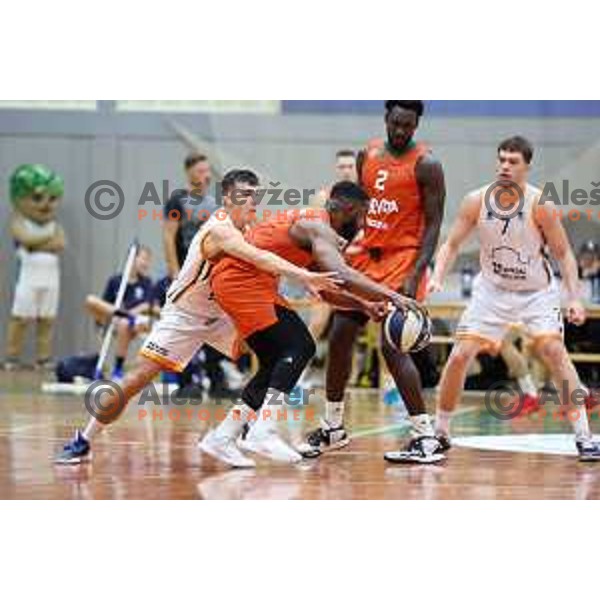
[348,246,427,301]
[211,270,288,339]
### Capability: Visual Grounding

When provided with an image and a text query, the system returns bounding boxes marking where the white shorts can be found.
[139,302,239,372]
[455,274,563,352]
[11,278,59,319]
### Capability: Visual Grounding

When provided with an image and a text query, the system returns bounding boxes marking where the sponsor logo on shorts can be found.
[145,341,172,359]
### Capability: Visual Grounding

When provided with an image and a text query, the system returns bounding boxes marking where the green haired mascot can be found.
[4,164,66,369]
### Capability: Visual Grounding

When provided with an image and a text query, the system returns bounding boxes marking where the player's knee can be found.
[290,334,316,371]
[536,338,566,366]
[303,334,317,362]
[449,342,478,369]
[329,320,360,357]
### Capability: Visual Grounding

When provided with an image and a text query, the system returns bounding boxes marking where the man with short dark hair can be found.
[163,153,227,391]
[163,152,217,279]
[334,149,357,183]
[56,168,340,465]
[430,136,600,461]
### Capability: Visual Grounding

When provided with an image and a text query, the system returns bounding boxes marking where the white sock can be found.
[571,407,591,442]
[325,401,345,428]
[518,374,537,397]
[216,403,253,439]
[410,414,435,438]
[257,388,288,431]
[83,417,103,442]
[435,409,453,436]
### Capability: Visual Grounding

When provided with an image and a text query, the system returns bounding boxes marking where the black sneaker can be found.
[577,439,600,462]
[384,436,446,464]
[435,433,452,453]
[54,431,92,465]
[298,419,349,458]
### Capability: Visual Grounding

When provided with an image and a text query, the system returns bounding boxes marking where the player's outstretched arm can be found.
[206,224,341,297]
[534,200,585,325]
[319,289,387,321]
[293,220,410,309]
[429,192,479,294]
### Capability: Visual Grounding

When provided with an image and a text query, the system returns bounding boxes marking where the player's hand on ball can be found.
[363,301,388,322]
[567,300,586,325]
[389,292,420,314]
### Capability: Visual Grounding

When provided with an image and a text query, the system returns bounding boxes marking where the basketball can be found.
[383,303,432,353]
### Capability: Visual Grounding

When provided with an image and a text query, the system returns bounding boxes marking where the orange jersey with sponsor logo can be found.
[210,208,328,337]
[360,138,429,250]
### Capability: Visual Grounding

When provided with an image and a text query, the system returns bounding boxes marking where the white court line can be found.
[0,422,57,435]
[351,406,480,440]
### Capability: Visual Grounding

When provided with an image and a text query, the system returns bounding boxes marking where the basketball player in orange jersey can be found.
[200,181,416,467]
[430,136,600,461]
[55,169,340,465]
[301,100,447,464]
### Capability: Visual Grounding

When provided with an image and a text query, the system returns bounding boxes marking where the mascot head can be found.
[9,164,64,225]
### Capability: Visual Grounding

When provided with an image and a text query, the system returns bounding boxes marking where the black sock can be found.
[114,356,125,371]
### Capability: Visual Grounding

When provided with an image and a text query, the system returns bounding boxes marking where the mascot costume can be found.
[5,164,65,369]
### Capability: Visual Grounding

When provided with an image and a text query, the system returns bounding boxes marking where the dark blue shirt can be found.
[102,274,154,310]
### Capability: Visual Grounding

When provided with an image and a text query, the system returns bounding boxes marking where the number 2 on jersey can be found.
[374,169,388,192]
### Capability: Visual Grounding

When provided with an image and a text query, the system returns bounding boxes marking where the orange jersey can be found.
[360,138,429,251]
[210,209,327,338]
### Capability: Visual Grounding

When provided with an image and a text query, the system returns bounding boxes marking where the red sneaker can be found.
[519,393,541,417]
[585,391,600,413]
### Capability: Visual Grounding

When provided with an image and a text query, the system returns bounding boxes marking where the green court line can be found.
[351,406,480,440]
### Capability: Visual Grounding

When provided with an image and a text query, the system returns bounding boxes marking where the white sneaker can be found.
[199,429,256,468]
[239,425,303,464]
[221,361,246,389]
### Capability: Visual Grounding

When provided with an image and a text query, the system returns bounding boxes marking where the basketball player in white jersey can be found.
[429,136,600,461]
[55,169,340,466]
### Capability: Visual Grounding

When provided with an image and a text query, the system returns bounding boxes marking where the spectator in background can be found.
[85,245,155,380]
[334,149,358,183]
[316,150,357,203]
[565,240,600,386]
[163,152,217,278]
[578,241,600,302]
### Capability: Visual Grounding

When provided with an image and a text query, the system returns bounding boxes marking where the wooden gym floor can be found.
[2,370,600,500]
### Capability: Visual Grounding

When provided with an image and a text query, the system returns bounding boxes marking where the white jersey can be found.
[476,182,553,292]
[140,209,240,371]
[164,209,230,317]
